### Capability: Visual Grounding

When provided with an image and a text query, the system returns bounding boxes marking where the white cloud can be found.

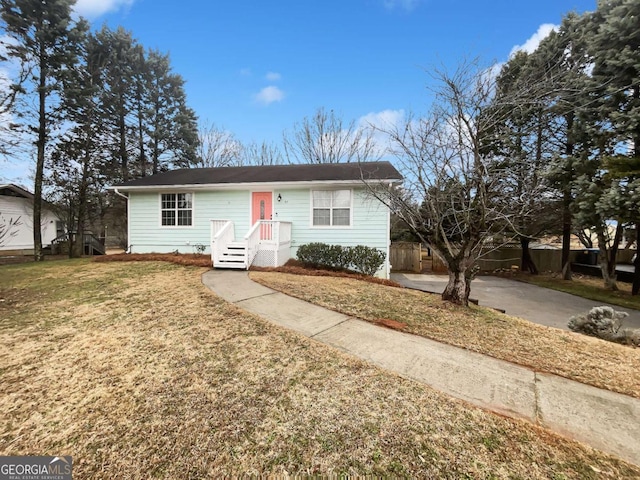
[357,109,406,155]
[254,86,285,106]
[358,109,405,131]
[73,0,135,18]
[383,0,420,11]
[265,71,281,81]
[239,68,252,77]
[510,23,557,57]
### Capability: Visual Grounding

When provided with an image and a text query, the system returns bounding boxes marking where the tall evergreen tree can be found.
[146,50,199,173]
[0,0,86,260]
[589,0,640,293]
[533,13,593,279]
[490,51,561,273]
[51,30,107,257]
[94,26,137,183]
[130,43,150,177]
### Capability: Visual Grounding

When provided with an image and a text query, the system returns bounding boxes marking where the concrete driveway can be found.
[392,273,640,331]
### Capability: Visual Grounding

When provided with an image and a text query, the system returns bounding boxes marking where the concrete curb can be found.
[202,270,640,466]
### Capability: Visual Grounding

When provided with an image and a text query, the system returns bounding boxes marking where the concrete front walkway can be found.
[202,270,640,466]
[392,273,640,331]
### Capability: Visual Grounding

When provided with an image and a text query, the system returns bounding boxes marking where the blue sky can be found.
[2,0,595,185]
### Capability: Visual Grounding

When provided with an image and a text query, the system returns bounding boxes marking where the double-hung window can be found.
[161,193,193,226]
[312,190,351,226]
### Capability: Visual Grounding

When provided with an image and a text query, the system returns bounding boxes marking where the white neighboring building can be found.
[0,184,62,255]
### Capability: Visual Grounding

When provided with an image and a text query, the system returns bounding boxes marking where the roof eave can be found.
[0,184,34,199]
[109,178,403,192]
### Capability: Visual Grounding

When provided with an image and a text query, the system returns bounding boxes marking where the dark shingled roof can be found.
[113,161,402,188]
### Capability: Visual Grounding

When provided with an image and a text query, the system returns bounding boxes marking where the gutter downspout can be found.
[114,188,128,200]
[114,188,131,253]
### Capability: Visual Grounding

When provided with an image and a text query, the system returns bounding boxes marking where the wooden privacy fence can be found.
[390,242,422,272]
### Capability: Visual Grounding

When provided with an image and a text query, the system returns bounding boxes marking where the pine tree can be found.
[146,50,199,173]
[589,0,640,294]
[94,26,137,183]
[0,0,86,260]
[490,51,560,273]
[51,30,108,257]
[533,13,593,280]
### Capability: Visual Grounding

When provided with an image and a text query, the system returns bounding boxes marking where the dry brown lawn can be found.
[1,260,639,478]
[250,272,640,399]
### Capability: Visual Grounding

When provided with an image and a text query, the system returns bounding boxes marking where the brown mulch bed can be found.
[93,254,402,287]
[251,259,402,288]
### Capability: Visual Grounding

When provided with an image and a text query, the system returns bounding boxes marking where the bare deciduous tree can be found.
[283,107,380,164]
[242,140,286,166]
[370,61,515,306]
[192,121,242,168]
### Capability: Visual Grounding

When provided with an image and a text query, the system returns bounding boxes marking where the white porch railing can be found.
[210,219,292,269]
[253,220,292,244]
[210,220,235,266]
[244,221,262,268]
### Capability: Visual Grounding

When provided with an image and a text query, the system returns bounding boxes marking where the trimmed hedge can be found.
[296,242,386,276]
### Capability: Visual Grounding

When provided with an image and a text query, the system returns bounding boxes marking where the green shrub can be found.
[296,242,329,267]
[296,242,386,276]
[348,245,386,276]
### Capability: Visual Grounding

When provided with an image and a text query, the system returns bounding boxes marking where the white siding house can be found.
[112,162,402,278]
[0,184,62,255]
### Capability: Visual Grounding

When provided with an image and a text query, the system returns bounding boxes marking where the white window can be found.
[161,193,193,226]
[312,190,351,226]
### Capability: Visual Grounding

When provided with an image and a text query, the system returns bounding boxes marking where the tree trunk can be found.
[33,46,47,262]
[137,96,146,177]
[607,222,623,279]
[561,193,572,280]
[601,264,618,291]
[633,222,640,296]
[576,229,593,249]
[632,85,640,296]
[442,268,469,307]
[72,153,90,258]
[520,236,539,274]
[561,112,574,280]
[118,90,129,182]
[597,229,618,291]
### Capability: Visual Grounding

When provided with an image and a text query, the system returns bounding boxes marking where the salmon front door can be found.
[251,192,273,240]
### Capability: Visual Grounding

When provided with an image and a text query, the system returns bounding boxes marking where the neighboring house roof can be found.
[0,184,59,213]
[0,184,34,200]
[112,161,403,190]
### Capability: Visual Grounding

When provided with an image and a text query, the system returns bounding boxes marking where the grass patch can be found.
[1,260,638,477]
[250,272,640,399]
[510,273,640,311]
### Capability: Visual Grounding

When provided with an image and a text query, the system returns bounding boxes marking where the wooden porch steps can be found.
[214,241,248,269]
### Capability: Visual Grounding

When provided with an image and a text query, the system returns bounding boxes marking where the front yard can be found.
[250,272,640,399]
[1,260,639,478]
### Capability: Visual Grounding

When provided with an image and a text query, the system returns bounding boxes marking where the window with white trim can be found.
[161,193,193,226]
[312,189,351,226]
